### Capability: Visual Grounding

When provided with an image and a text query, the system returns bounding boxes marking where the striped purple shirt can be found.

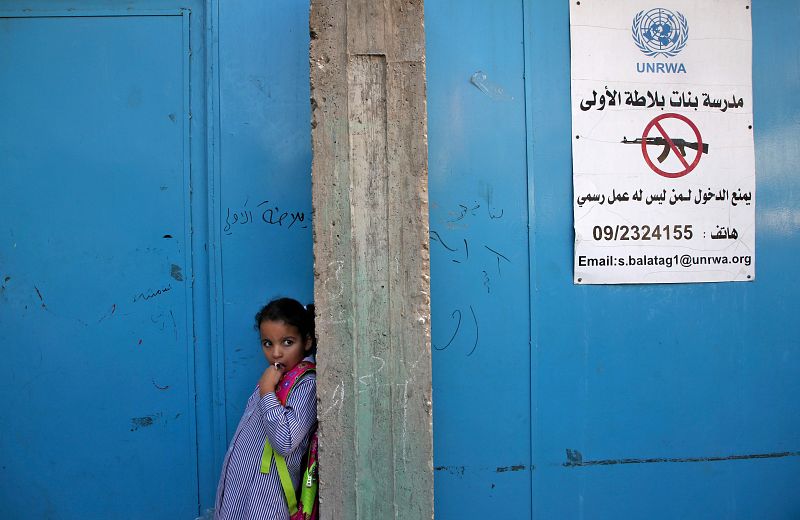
[214,366,317,520]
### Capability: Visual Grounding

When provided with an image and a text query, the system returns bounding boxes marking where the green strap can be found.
[260,438,273,474]
[260,438,298,515]
[275,452,298,515]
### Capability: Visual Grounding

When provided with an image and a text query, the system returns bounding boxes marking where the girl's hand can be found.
[258,364,285,397]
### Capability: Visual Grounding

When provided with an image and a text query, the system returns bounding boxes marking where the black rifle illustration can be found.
[622,137,709,163]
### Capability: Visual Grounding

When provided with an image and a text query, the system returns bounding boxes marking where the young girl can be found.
[214,297,317,520]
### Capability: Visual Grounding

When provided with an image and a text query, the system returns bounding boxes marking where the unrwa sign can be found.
[570,0,755,284]
[637,62,687,73]
[633,7,688,74]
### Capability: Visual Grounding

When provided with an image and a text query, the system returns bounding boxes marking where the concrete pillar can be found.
[310,0,433,518]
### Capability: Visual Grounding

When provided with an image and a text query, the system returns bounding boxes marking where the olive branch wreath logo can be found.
[632,9,689,58]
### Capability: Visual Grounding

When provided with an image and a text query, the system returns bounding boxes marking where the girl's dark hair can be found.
[255,297,316,350]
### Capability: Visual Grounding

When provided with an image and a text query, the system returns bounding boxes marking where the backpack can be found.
[259,361,319,520]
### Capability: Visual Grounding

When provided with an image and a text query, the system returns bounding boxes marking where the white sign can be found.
[570,1,755,284]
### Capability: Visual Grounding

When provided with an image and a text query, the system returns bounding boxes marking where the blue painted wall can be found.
[0,4,208,518]
[426,1,532,517]
[0,0,313,517]
[1,0,797,518]
[428,1,800,518]
[213,0,313,480]
[206,0,315,509]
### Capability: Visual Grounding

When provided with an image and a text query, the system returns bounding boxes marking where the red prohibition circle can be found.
[641,113,704,178]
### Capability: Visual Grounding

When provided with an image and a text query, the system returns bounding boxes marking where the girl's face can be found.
[259,319,312,371]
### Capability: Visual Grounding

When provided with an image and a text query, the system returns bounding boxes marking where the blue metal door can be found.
[428,1,800,518]
[213,0,314,456]
[526,2,800,518]
[0,7,205,518]
[427,1,532,517]
[0,1,314,515]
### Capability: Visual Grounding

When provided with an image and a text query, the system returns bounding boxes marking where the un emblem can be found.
[632,8,688,57]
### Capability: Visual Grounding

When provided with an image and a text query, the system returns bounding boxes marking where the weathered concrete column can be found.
[310,0,433,518]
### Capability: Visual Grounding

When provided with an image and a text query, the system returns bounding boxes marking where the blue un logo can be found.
[632,8,688,57]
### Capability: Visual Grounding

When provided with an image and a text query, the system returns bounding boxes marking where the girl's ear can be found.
[304,335,313,352]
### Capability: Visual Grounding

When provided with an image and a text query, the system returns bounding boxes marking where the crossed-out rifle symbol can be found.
[622,136,709,163]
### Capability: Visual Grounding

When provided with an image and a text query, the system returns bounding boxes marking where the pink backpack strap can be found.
[275,361,316,405]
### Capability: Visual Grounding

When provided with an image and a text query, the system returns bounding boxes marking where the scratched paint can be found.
[435,464,530,475]
[170,264,184,281]
[33,285,46,309]
[563,449,800,467]
[469,70,514,101]
[130,412,166,432]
